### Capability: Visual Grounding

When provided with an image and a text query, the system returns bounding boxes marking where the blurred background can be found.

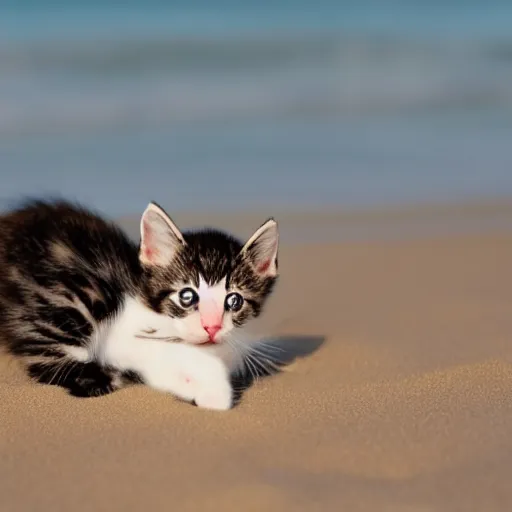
[0,1,512,218]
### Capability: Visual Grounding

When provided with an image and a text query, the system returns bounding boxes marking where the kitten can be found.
[0,199,278,410]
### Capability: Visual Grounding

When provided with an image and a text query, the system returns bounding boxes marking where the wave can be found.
[4,33,512,73]
[1,34,512,137]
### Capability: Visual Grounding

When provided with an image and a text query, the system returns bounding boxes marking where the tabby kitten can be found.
[0,199,278,410]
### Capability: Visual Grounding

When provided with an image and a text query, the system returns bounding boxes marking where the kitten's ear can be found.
[241,218,279,277]
[139,202,185,266]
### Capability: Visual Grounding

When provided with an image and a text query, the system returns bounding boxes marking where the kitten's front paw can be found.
[173,350,233,410]
[194,379,233,411]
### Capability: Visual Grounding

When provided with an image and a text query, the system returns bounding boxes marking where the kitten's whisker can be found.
[235,343,255,380]
[244,353,260,382]
[249,353,272,378]
[244,353,260,376]
[246,345,282,365]
[255,341,286,353]
[247,347,283,362]
[233,340,259,375]
[247,352,280,375]
[226,339,247,375]
[245,343,284,370]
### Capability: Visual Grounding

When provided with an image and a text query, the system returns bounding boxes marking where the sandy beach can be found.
[1,204,512,512]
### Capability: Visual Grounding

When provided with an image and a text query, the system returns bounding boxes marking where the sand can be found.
[1,206,512,511]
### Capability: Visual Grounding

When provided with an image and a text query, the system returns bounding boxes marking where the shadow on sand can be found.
[231,334,326,406]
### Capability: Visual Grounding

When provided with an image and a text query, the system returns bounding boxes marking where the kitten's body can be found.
[0,200,278,410]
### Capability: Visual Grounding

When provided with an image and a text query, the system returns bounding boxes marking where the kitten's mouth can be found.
[198,340,217,346]
[195,337,223,347]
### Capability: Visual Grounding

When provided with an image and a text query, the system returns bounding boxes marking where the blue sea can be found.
[0,1,511,216]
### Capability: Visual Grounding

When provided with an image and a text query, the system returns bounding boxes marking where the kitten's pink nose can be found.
[204,324,221,341]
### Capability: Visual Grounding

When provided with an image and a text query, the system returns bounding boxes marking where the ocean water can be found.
[1,1,511,216]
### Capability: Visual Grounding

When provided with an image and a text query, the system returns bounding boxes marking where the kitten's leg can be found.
[27,359,119,397]
[138,346,233,410]
[12,334,120,397]
[181,351,233,411]
[104,340,233,410]
[67,362,120,397]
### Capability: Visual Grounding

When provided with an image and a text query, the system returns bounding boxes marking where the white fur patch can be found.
[97,296,233,410]
[198,276,226,301]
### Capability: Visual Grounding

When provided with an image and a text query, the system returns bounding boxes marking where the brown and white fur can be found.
[0,199,279,410]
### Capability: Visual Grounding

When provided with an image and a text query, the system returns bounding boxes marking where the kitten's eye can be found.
[178,288,199,308]
[225,292,244,312]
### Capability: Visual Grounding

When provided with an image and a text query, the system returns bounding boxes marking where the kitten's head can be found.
[137,202,279,346]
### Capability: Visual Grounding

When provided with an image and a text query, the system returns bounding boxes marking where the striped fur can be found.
[0,199,278,407]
